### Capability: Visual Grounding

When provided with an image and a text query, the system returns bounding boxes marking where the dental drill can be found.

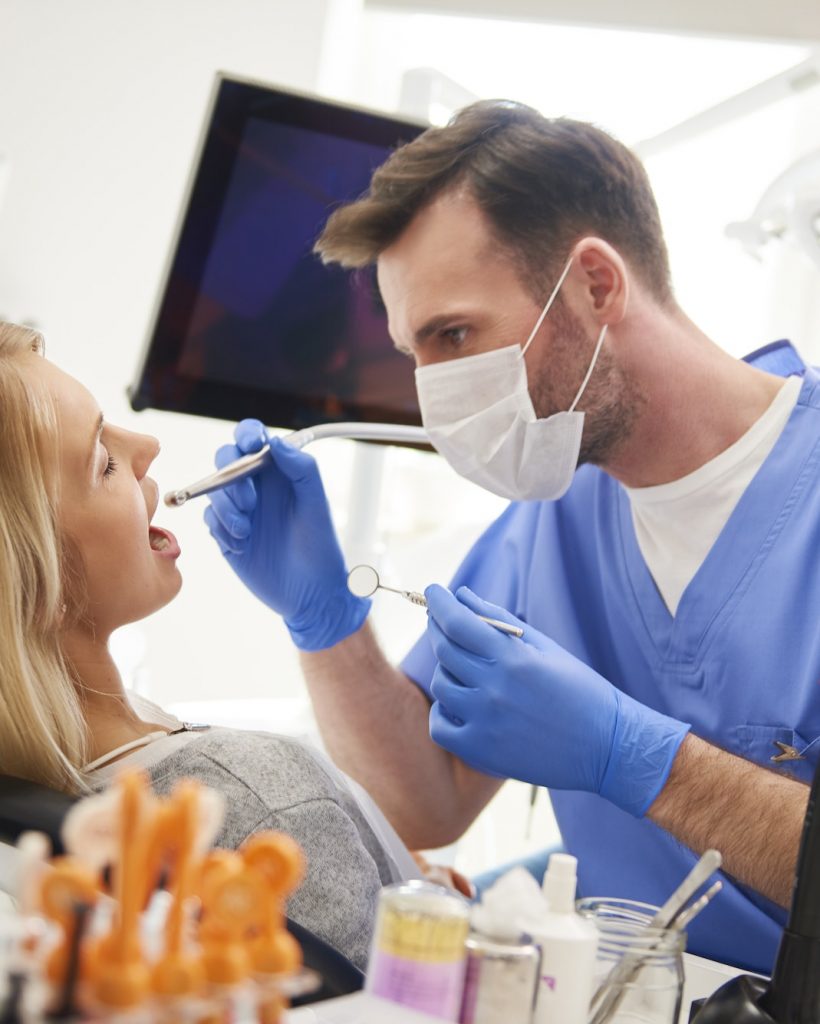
[163,422,428,508]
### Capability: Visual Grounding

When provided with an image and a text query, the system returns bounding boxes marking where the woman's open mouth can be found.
[148,525,181,559]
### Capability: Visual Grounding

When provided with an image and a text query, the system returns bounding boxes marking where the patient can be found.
[0,321,424,968]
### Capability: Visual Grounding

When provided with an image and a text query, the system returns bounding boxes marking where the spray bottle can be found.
[529,853,598,1024]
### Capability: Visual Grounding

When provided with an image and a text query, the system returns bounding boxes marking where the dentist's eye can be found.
[104,455,118,478]
[440,326,468,348]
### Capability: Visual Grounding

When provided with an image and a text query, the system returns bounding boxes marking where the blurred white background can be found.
[1,0,819,873]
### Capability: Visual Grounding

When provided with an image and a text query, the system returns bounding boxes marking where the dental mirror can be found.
[347,564,385,600]
[346,564,524,638]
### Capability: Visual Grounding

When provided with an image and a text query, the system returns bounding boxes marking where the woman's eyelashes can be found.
[103,453,118,479]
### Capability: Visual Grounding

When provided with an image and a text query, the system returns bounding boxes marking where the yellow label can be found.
[375,906,469,964]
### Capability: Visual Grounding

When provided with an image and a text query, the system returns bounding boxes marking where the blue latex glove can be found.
[204,419,370,651]
[426,585,690,818]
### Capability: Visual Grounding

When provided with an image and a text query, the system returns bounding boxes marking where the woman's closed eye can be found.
[103,453,118,478]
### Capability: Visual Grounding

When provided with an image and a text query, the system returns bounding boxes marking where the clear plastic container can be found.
[366,880,471,1021]
[577,897,685,1024]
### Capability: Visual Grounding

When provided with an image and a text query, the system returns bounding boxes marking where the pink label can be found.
[459,955,480,1023]
[368,951,466,1020]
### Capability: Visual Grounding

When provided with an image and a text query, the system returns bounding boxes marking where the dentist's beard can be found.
[529,304,644,468]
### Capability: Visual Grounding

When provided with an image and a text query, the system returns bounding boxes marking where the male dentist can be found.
[205,101,820,974]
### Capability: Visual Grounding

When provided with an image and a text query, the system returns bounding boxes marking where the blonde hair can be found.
[0,322,88,792]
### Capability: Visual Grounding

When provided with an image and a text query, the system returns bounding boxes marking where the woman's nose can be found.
[134,434,161,478]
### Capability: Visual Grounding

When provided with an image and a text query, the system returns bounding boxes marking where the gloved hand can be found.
[426,585,690,818]
[204,419,370,651]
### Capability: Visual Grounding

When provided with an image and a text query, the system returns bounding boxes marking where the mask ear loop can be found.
[569,323,608,413]
[521,256,574,357]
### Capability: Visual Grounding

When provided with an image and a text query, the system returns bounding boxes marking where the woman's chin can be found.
[102,572,184,631]
[143,567,184,618]
[159,569,184,610]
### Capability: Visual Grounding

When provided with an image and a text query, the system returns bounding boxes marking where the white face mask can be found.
[414,257,607,501]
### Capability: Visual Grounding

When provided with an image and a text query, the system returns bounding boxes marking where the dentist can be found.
[205,101,820,975]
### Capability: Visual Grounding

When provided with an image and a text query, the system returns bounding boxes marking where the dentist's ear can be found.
[567,238,629,329]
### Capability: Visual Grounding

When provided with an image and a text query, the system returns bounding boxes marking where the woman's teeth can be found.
[148,525,181,558]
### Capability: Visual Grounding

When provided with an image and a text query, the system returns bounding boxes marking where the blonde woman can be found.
[0,321,428,968]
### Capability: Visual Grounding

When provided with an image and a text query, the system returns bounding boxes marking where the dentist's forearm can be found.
[648,733,809,908]
[299,621,502,848]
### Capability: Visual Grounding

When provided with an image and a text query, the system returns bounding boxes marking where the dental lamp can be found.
[725,148,820,271]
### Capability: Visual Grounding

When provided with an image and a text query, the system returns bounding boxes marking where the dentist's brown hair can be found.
[315,99,673,307]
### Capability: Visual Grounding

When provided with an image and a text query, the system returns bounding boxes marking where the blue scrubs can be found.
[402,342,820,975]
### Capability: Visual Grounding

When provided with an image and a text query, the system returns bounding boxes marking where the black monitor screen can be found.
[130,76,426,431]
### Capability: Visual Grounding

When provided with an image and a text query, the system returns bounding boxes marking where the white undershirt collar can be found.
[623,374,802,615]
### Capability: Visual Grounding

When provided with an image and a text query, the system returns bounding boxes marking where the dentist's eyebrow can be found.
[414,314,467,346]
[88,413,104,471]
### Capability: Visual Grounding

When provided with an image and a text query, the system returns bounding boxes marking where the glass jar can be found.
[577,897,685,1024]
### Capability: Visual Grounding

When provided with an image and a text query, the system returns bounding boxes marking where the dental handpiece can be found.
[163,422,428,508]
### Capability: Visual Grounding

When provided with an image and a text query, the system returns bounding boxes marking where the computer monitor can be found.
[129,74,426,434]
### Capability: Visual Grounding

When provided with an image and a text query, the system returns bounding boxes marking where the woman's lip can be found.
[148,525,181,560]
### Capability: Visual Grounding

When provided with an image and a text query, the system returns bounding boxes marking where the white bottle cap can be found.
[542,853,578,914]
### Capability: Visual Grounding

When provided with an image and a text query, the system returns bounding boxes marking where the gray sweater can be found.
[139,729,403,969]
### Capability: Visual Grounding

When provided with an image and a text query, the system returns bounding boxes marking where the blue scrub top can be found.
[402,341,820,975]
